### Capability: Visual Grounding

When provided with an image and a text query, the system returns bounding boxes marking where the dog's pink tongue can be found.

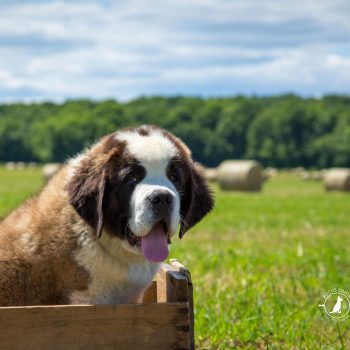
[141,223,169,262]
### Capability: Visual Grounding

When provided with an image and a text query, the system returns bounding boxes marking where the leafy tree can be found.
[0,96,349,168]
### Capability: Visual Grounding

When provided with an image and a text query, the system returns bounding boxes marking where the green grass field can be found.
[0,167,349,349]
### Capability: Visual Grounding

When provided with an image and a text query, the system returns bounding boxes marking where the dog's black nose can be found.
[148,191,173,206]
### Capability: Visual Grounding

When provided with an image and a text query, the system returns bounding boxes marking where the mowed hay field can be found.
[0,167,349,349]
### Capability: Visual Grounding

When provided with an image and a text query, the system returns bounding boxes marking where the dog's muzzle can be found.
[147,189,174,227]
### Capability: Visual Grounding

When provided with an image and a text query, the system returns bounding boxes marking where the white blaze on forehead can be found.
[117,129,181,238]
[116,129,178,163]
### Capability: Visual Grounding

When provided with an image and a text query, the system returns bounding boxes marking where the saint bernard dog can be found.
[0,125,213,306]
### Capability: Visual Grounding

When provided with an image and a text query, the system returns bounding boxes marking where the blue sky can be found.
[0,0,350,102]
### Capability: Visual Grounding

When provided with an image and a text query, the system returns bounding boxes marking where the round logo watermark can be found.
[318,287,350,323]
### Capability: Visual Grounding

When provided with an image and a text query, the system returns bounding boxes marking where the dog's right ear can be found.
[179,162,214,238]
[66,156,107,238]
[66,138,125,238]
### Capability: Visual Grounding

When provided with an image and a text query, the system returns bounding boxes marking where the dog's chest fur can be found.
[72,232,159,304]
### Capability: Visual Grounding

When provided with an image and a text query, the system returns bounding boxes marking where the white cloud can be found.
[0,0,349,101]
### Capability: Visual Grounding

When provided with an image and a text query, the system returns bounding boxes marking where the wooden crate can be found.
[0,259,194,350]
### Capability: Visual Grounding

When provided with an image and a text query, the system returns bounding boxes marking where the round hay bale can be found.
[204,167,219,182]
[323,168,350,192]
[28,162,38,169]
[301,171,312,181]
[293,166,305,175]
[262,167,278,181]
[5,162,16,170]
[16,162,26,170]
[218,160,263,191]
[302,170,325,182]
[42,163,62,182]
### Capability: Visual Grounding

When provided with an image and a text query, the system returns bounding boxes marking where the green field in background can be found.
[0,167,349,349]
[0,167,43,217]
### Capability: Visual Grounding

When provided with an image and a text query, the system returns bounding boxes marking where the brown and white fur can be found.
[0,125,213,306]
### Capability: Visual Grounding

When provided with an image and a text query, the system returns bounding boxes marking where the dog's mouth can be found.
[126,220,171,262]
[126,220,171,246]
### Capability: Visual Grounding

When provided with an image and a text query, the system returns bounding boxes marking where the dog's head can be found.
[66,125,214,262]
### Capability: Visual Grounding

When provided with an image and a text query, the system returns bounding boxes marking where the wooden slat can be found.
[156,261,195,349]
[157,263,189,303]
[141,280,157,303]
[170,259,192,284]
[0,303,190,350]
[157,265,168,303]
[170,259,195,350]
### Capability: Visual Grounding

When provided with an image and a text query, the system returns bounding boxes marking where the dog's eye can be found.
[125,175,139,183]
[169,174,180,184]
[122,165,145,184]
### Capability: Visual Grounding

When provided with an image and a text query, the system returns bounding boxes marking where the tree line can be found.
[0,95,349,168]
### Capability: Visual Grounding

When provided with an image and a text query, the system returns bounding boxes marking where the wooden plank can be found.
[156,265,168,303]
[156,262,194,349]
[141,280,157,303]
[170,259,195,350]
[0,303,190,350]
[170,259,192,284]
[166,270,189,302]
[157,263,189,303]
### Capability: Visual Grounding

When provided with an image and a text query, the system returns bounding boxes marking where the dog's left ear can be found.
[66,158,107,238]
[179,162,214,238]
